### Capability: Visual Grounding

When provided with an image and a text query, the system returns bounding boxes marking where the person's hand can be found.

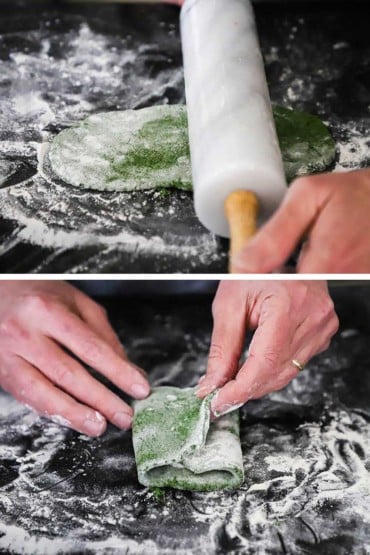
[197,280,339,416]
[0,281,150,437]
[233,169,370,273]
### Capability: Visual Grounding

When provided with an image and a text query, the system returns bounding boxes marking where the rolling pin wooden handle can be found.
[224,190,259,274]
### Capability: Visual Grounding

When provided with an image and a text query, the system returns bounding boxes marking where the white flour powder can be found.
[0,18,368,266]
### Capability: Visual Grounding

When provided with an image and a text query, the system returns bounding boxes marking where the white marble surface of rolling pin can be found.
[181,0,287,237]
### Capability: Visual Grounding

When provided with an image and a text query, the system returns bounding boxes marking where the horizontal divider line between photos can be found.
[1,274,370,282]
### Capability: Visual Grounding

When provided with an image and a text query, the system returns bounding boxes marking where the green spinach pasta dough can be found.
[49,105,336,191]
[132,386,244,491]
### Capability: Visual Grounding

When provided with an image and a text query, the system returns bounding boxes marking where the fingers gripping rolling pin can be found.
[180,0,287,272]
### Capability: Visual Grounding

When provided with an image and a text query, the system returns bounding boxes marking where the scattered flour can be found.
[48,415,72,428]
[335,125,370,171]
[0,523,159,555]
[0,16,224,269]
[1,319,370,554]
[0,12,368,270]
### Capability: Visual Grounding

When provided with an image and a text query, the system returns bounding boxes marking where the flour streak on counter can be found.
[1,310,370,554]
[1,392,370,554]
[0,15,226,271]
[0,9,369,272]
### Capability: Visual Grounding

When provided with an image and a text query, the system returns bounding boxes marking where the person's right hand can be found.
[233,169,370,273]
[197,280,338,416]
[0,281,150,437]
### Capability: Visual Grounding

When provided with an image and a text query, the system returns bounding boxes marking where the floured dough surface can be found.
[273,105,336,182]
[132,386,244,491]
[48,104,335,192]
[49,105,192,192]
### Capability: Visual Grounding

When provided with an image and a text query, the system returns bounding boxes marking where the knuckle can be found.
[318,298,337,324]
[87,300,108,319]
[262,350,280,373]
[53,364,76,386]
[95,304,108,318]
[0,317,29,342]
[22,293,58,315]
[331,314,340,335]
[323,295,335,316]
[81,338,104,365]
[324,318,339,344]
[208,343,239,378]
[19,377,39,403]
[208,343,225,361]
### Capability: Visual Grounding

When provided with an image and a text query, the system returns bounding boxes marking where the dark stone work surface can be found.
[0,284,370,553]
[0,2,369,273]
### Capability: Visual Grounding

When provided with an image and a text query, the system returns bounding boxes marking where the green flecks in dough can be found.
[133,388,206,467]
[157,187,172,198]
[48,105,192,192]
[132,386,244,492]
[107,111,192,191]
[150,487,167,502]
[273,105,336,182]
[49,104,336,193]
[134,392,202,470]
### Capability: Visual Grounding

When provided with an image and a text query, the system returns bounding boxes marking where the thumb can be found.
[232,177,328,274]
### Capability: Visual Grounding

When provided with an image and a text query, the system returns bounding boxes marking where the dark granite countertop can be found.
[0,1,369,273]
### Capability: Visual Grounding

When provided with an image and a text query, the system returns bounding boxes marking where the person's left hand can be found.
[0,281,150,436]
[197,280,339,416]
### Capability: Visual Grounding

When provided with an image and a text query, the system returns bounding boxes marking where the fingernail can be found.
[84,411,106,436]
[211,402,244,418]
[131,383,150,399]
[113,411,132,430]
[198,375,206,384]
[197,383,217,397]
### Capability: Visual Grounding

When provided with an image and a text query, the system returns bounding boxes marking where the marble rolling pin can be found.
[180,0,287,271]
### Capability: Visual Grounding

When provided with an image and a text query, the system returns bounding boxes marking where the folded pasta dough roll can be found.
[132,386,244,491]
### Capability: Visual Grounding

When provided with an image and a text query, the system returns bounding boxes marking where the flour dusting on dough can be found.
[0,16,368,271]
[133,386,244,491]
